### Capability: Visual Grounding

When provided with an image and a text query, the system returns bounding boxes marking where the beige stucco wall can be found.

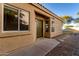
[0,3,36,54]
[0,3,63,55]
[50,18,63,37]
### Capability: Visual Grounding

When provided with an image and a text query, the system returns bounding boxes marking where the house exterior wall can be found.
[0,3,36,54]
[0,3,63,55]
[50,18,63,37]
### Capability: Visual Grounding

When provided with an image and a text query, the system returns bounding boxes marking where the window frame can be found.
[2,4,30,33]
[51,17,55,32]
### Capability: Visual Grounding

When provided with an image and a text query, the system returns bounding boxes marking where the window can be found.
[45,21,49,32]
[51,21,54,32]
[3,4,30,32]
[20,10,29,31]
[4,6,18,31]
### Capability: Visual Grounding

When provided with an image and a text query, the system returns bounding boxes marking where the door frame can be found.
[36,19,43,38]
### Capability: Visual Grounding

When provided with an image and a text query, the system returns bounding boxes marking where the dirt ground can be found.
[46,33,79,56]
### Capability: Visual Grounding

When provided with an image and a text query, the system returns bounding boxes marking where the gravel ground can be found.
[46,33,79,56]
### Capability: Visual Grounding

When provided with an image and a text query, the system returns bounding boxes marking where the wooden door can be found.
[36,20,43,38]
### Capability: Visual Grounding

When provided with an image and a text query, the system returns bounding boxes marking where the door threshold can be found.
[37,37,50,41]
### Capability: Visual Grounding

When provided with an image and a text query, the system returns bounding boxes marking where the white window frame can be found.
[2,4,30,33]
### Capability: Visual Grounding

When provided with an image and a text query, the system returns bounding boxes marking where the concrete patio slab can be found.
[34,39,60,55]
[8,39,60,56]
[9,45,46,56]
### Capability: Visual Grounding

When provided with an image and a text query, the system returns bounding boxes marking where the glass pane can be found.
[52,27,54,32]
[52,21,54,32]
[45,21,49,32]
[20,10,29,31]
[4,6,18,31]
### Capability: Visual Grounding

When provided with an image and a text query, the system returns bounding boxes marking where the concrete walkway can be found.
[8,38,60,56]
